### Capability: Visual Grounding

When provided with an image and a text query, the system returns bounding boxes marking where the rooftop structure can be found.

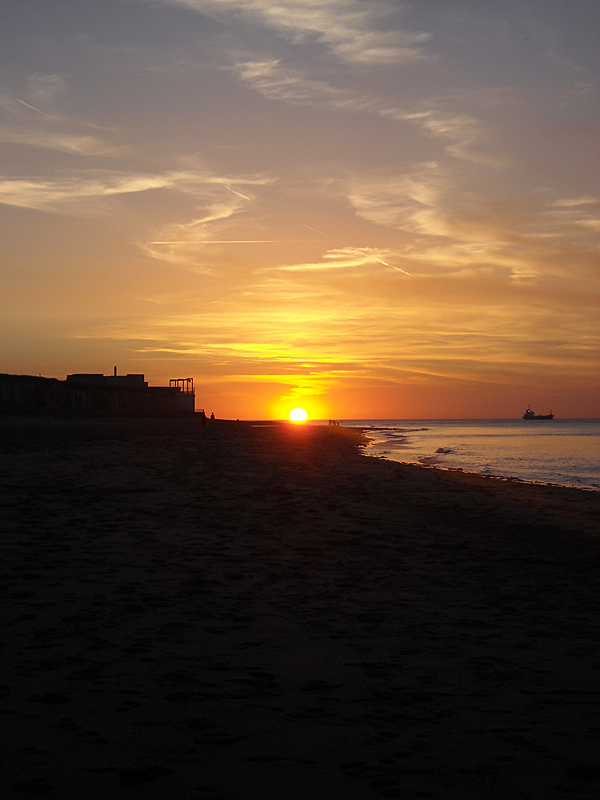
[1,370,196,417]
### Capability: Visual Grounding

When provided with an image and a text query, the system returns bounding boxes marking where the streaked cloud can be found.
[552,197,598,208]
[68,288,600,392]
[233,59,490,162]
[140,0,431,65]
[323,166,600,285]
[27,73,68,105]
[0,83,127,157]
[575,219,600,231]
[278,246,402,272]
[2,0,598,417]
[0,169,272,214]
[0,127,129,157]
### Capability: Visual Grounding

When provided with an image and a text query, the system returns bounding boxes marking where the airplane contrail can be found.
[17,99,50,116]
[224,186,252,201]
[303,224,412,274]
[302,223,336,240]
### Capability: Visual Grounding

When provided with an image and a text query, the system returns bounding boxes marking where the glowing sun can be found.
[289,407,308,423]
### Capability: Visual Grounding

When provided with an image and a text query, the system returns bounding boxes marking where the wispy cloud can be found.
[233,59,491,162]
[0,127,129,157]
[0,169,272,215]
[278,246,405,272]
[552,196,598,208]
[342,163,448,236]
[327,167,600,284]
[232,59,368,107]
[2,87,107,130]
[70,286,600,395]
[27,73,68,105]
[140,175,278,266]
[574,219,600,232]
[140,0,431,65]
[543,198,600,237]
[0,82,127,158]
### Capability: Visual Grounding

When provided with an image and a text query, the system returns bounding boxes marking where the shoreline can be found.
[2,417,600,798]
[367,454,600,494]
[353,420,600,494]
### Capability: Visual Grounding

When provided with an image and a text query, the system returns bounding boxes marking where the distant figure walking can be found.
[210,412,215,420]
[328,419,339,426]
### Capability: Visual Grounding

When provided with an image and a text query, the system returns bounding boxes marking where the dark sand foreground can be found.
[1,417,599,799]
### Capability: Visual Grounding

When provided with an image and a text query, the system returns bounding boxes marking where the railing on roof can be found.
[169,378,194,393]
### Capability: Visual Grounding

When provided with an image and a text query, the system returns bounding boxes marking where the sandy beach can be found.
[1,417,599,799]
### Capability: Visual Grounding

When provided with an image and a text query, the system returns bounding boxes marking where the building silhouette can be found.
[0,369,195,417]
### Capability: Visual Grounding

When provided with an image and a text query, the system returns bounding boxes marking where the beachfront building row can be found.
[0,371,195,417]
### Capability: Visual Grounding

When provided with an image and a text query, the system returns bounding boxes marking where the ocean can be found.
[338,419,600,491]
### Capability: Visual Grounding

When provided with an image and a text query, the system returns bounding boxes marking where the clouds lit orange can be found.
[0,2,598,419]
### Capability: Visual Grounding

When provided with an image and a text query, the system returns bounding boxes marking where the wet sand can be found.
[1,417,600,799]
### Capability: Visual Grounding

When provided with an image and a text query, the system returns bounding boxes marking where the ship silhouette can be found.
[522,405,554,420]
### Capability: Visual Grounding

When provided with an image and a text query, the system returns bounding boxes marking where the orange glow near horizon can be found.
[1,3,598,421]
[265,392,332,422]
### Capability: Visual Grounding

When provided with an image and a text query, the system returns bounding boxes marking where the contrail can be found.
[303,224,412,274]
[17,99,50,117]
[224,186,252,201]
[302,223,337,240]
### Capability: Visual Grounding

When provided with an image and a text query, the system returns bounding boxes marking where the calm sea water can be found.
[338,419,600,491]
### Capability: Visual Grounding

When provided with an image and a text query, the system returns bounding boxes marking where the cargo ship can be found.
[523,406,554,420]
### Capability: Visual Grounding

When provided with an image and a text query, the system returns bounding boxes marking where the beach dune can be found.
[1,417,599,799]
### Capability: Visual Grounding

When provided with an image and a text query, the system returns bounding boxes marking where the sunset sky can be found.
[1,0,598,419]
